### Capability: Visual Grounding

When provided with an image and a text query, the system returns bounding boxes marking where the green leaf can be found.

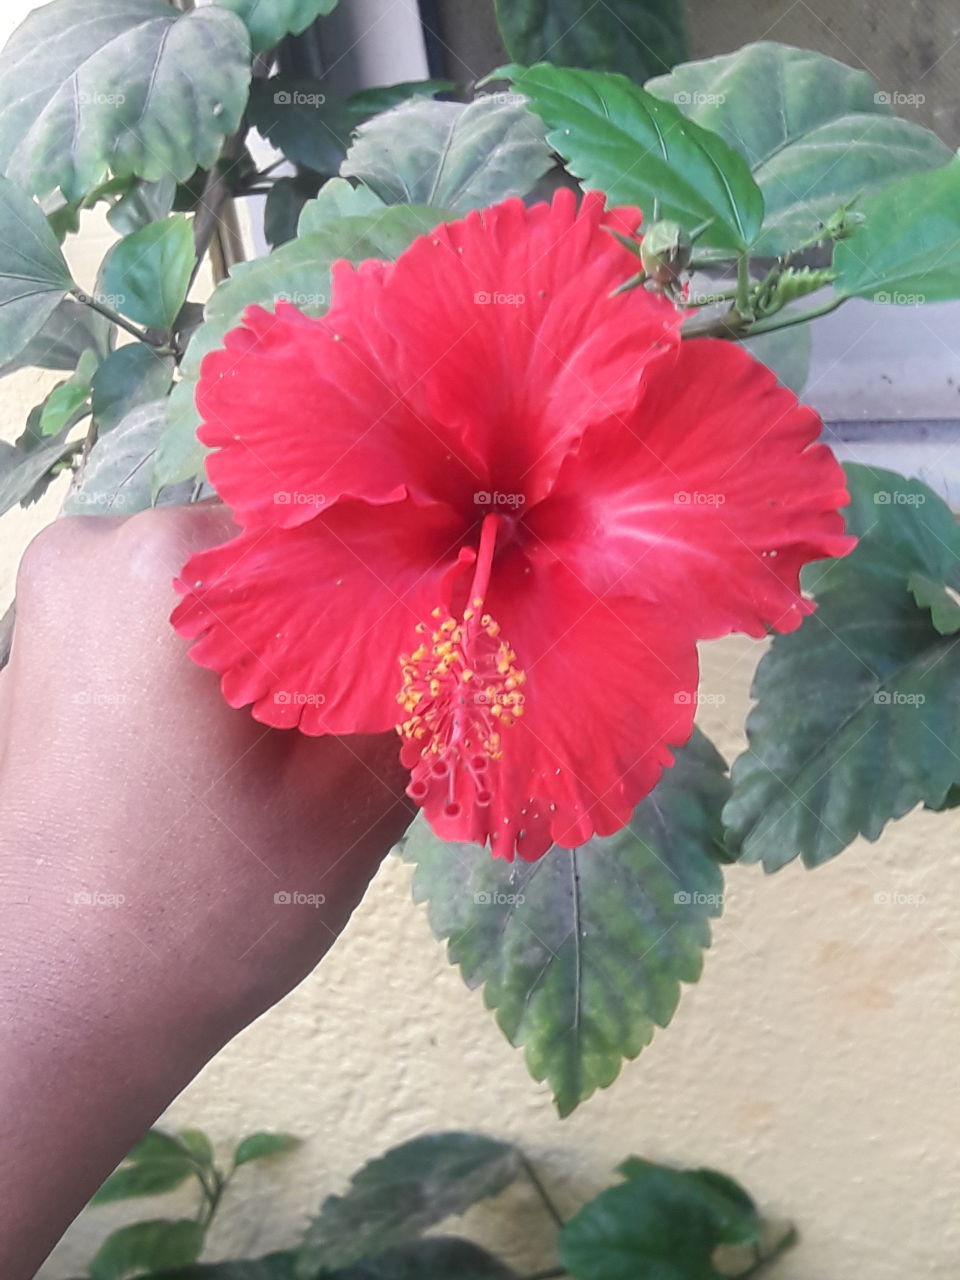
[295,1133,519,1276]
[214,0,338,55]
[233,1132,301,1167]
[0,0,251,202]
[0,297,112,376]
[64,399,167,516]
[331,1238,517,1280]
[177,1130,215,1168]
[0,433,76,517]
[296,179,385,235]
[144,1258,298,1280]
[91,344,173,433]
[264,177,316,248]
[740,323,811,396]
[495,0,687,80]
[558,1158,762,1280]
[833,158,960,302]
[90,1154,195,1205]
[248,79,455,176]
[100,215,195,330]
[724,463,960,871]
[401,730,728,1116]
[647,42,953,256]
[157,205,455,492]
[38,348,98,436]
[89,1219,205,1280]
[107,176,177,236]
[508,64,763,253]
[0,175,76,366]
[908,570,960,635]
[342,96,552,213]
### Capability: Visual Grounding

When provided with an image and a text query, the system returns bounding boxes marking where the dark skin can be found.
[0,506,412,1278]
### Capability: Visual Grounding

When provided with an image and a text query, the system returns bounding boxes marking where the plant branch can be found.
[521,1155,565,1230]
[70,291,163,349]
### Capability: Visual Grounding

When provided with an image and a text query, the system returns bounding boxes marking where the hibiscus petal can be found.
[172,498,471,733]
[532,338,854,639]
[407,547,699,861]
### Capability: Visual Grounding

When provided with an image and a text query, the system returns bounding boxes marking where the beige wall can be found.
[3,4,960,1278]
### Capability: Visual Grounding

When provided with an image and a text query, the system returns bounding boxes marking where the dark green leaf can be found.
[65,399,167,516]
[341,96,552,213]
[264,178,316,248]
[332,1238,517,1280]
[401,730,728,1116]
[90,1156,195,1205]
[145,1254,298,1280]
[495,0,687,80]
[295,1133,519,1276]
[0,0,251,202]
[107,176,177,236]
[0,433,76,517]
[509,64,764,253]
[100,215,194,330]
[91,344,173,432]
[0,175,76,366]
[833,158,960,302]
[88,1219,205,1280]
[214,0,338,55]
[157,205,455,491]
[233,1132,301,1167]
[0,297,112,376]
[725,463,960,871]
[647,42,952,256]
[558,1158,762,1280]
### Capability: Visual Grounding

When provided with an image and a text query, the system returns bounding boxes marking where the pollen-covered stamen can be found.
[396,515,525,819]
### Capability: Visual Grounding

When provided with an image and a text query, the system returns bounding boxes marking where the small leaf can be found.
[295,1133,519,1276]
[342,96,552,213]
[0,174,76,366]
[833,158,960,303]
[0,0,251,202]
[90,1156,195,1205]
[177,1130,215,1168]
[91,344,173,432]
[509,64,764,253]
[908,570,960,635]
[107,176,177,236]
[88,1219,205,1280]
[100,215,195,330]
[233,1132,301,1167]
[647,42,953,255]
[724,463,960,870]
[0,433,76,517]
[296,179,385,235]
[402,730,728,1115]
[214,0,338,55]
[558,1158,762,1280]
[38,348,98,436]
[495,0,688,80]
[65,399,167,516]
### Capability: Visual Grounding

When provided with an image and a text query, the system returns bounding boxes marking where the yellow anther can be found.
[461,669,474,682]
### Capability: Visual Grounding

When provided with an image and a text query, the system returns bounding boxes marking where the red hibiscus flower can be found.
[172,189,853,860]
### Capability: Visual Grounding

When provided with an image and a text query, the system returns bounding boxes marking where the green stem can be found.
[70,290,164,349]
[521,1155,565,1230]
[197,1168,229,1231]
[735,294,846,338]
[735,250,752,317]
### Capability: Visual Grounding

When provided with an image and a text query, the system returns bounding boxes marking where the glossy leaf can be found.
[100,215,195,330]
[647,42,953,255]
[725,464,960,870]
[342,96,552,213]
[402,730,728,1116]
[508,64,763,252]
[296,1133,519,1276]
[0,175,76,366]
[88,1219,205,1280]
[495,0,687,80]
[0,0,251,203]
[833,158,960,302]
[558,1158,762,1280]
[214,0,338,54]
[65,399,167,516]
[234,1132,301,1167]
[91,344,173,432]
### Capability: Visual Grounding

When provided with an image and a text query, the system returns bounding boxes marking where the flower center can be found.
[396,514,526,820]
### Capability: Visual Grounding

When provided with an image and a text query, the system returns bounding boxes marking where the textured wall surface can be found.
[1,2,959,1278]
